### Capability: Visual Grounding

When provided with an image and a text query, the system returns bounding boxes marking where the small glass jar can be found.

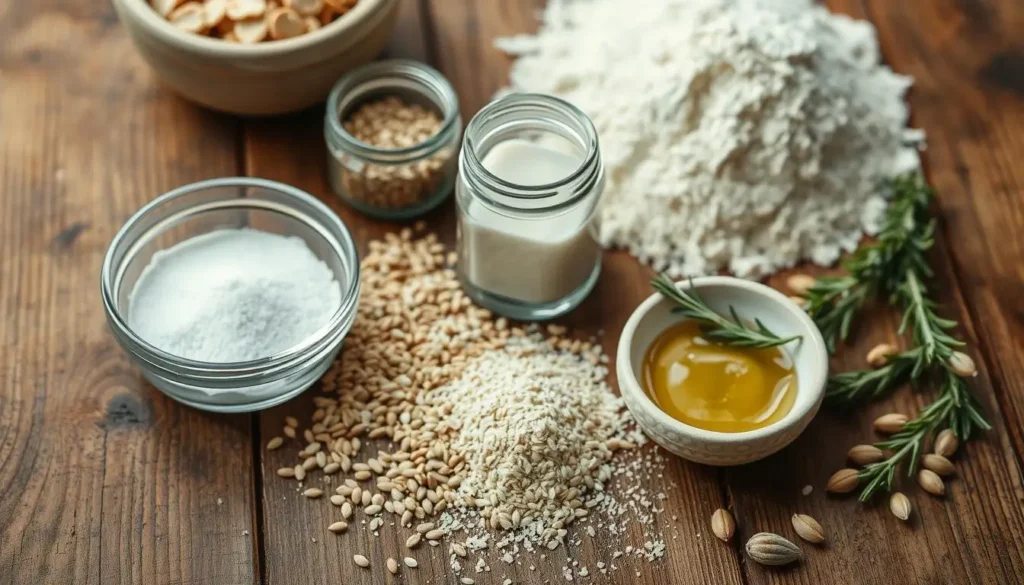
[325,59,462,220]
[456,93,605,321]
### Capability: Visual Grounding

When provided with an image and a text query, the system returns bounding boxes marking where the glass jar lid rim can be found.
[325,59,462,160]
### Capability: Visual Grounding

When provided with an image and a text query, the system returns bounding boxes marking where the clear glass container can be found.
[456,93,605,321]
[100,178,361,413]
[325,59,462,220]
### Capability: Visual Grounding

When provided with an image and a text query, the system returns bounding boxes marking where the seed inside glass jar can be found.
[335,95,450,212]
[343,96,442,149]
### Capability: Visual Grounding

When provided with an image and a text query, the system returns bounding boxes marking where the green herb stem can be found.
[651,274,801,349]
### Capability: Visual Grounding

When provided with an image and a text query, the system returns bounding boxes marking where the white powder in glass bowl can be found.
[128,228,341,363]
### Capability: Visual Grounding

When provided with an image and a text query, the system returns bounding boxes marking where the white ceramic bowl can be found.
[112,0,400,115]
[616,276,828,466]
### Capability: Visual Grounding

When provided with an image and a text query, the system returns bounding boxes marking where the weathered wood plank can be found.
[724,1,1024,584]
[250,1,744,583]
[248,3,453,585]
[0,2,257,585]
[863,0,1024,464]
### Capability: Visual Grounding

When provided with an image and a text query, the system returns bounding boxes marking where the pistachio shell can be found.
[922,454,955,476]
[948,351,976,377]
[745,532,803,566]
[848,444,885,466]
[791,514,825,544]
[873,413,908,434]
[934,429,959,458]
[918,469,945,497]
[826,468,860,494]
[866,343,898,368]
[889,492,912,521]
[711,508,735,542]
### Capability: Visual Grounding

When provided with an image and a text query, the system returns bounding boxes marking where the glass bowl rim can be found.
[100,177,361,377]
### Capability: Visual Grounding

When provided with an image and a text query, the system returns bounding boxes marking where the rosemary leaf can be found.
[651,274,801,349]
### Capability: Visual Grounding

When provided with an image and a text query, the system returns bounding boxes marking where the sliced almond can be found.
[286,0,323,16]
[233,17,269,43]
[203,0,227,27]
[267,7,306,39]
[152,0,186,18]
[226,0,268,20]
[169,3,208,33]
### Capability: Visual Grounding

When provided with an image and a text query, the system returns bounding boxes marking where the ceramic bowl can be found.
[111,0,400,115]
[616,276,828,466]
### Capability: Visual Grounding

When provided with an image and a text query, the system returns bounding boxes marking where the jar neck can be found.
[325,59,460,164]
[459,93,602,214]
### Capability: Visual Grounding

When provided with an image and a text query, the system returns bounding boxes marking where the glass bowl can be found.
[100,178,361,413]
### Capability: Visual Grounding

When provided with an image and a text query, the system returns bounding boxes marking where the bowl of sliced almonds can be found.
[112,0,400,115]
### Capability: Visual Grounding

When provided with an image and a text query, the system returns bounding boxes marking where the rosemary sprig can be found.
[805,173,990,499]
[825,348,919,403]
[652,274,801,349]
[804,174,936,352]
[896,270,963,373]
[856,372,990,501]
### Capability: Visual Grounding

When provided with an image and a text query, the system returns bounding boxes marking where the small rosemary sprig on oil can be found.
[807,174,990,500]
[652,274,801,349]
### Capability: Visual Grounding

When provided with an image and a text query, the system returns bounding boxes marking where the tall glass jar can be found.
[456,93,605,321]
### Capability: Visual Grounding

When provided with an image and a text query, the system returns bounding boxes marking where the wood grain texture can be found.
[863,0,1024,467]
[0,2,257,585]
[722,2,1024,584]
[246,3,462,585]
[2,0,1022,584]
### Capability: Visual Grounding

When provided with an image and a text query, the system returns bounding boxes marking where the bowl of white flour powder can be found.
[101,178,361,412]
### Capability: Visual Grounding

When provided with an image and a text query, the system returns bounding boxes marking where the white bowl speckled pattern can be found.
[616,276,828,466]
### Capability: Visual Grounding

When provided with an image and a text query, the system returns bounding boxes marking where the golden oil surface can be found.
[641,321,797,433]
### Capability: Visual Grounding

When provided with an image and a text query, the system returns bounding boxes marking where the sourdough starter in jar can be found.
[460,139,600,304]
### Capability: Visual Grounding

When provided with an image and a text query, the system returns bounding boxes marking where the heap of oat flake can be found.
[281,229,665,580]
[430,335,644,546]
[497,0,924,278]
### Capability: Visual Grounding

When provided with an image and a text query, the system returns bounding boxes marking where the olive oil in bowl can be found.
[641,320,797,433]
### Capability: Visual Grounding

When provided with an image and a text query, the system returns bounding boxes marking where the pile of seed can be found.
[431,337,640,548]
[336,97,451,211]
[268,228,667,578]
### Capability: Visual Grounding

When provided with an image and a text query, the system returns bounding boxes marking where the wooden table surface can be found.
[2,1,1023,584]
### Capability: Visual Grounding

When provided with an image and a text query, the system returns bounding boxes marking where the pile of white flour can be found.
[497,0,923,277]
